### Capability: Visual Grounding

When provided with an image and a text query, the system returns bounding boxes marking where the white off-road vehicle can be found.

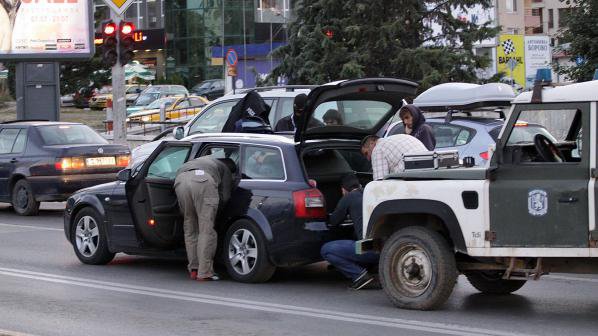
[358,78,598,310]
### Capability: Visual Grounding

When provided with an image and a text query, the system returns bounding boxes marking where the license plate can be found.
[85,157,116,167]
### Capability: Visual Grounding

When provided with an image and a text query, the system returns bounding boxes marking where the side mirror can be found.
[117,169,132,182]
[173,126,185,140]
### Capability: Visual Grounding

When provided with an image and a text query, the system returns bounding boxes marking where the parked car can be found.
[127,85,189,115]
[88,86,112,110]
[60,94,75,107]
[125,84,148,106]
[0,121,130,216]
[190,79,225,100]
[64,78,418,282]
[127,95,209,123]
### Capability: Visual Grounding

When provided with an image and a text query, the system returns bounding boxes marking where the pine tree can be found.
[556,0,598,82]
[270,0,498,90]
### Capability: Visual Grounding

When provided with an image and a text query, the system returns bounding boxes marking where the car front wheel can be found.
[379,226,457,310]
[12,179,40,216]
[224,219,275,283]
[71,207,115,265]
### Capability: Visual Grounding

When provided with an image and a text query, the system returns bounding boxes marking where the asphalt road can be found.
[0,203,597,336]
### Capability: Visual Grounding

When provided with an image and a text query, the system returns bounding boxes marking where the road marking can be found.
[0,329,36,336]
[545,274,598,284]
[0,267,533,336]
[0,223,62,232]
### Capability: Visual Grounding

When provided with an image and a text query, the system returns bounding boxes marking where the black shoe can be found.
[350,270,374,290]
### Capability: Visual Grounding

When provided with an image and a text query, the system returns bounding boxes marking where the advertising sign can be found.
[0,0,94,60]
[524,36,551,88]
[497,34,525,89]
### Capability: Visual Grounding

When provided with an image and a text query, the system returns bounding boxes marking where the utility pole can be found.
[110,11,127,145]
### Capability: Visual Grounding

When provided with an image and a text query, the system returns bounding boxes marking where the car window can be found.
[147,97,177,109]
[189,98,207,107]
[431,124,475,148]
[279,97,297,120]
[199,145,240,166]
[135,93,160,106]
[12,129,27,153]
[188,101,237,134]
[176,100,190,109]
[147,146,191,180]
[243,146,285,180]
[37,125,108,145]
[312,100,391,129]
[0,128,20,154]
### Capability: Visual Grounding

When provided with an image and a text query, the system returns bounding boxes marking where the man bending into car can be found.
[174,157,236,281]
[360,134,427,180]
[321,174,379,290]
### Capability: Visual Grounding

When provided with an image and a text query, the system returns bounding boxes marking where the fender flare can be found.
[242,208,274,241]
[66,196,106,241]
[367,199,467,253]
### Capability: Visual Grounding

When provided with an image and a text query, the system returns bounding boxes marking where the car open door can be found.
[127,141,193,248]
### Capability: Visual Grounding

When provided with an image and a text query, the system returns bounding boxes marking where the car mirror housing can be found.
[173,126,185,140]
[117,169,132,182]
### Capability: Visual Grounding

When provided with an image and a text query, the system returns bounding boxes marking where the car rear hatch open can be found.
[295,78,419,144]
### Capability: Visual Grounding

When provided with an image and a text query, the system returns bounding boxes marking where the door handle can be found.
[558,196,578,203]
[10,158,18,163]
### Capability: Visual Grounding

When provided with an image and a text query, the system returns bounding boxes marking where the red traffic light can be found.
[120,22,135,35]
[103,22,117,36]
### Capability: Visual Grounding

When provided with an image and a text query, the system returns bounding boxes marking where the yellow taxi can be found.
[127,95,209,122]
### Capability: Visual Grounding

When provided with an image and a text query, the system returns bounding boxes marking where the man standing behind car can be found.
[321,174,379,290]
[361,134,427,180]
[174,157,236,281]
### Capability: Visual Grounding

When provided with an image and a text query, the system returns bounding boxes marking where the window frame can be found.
[240,144,287,182]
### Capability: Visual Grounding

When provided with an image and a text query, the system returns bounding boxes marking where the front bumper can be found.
[29,173,118,202]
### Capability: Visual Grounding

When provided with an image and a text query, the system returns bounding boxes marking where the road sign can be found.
[103,0,136,16]
[226,49,238,66]
[227,66,238,77]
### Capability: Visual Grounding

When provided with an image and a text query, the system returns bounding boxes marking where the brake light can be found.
[293,188,327,219]
[148,219,156,226]
[117,155,130,167]
[479,151,489,160]
[55,157,85,170]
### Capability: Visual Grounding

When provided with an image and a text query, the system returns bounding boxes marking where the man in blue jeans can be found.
[321,174,379,290]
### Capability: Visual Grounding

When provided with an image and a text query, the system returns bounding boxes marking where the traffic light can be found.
[101,20,118,67]
[119,21,136,66]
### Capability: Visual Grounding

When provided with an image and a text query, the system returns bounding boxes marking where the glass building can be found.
[164,0,292,88]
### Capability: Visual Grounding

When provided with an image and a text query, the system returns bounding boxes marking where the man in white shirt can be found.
[361,134,427,180]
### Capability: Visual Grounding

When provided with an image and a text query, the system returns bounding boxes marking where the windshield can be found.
[147,97,177,109]
[195,82,212,90]
[508,125,558,144]
[311,100,392,130]
[38,125,108,145]
[135,93,160,106]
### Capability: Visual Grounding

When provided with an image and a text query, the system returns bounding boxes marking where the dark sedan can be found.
[0,121,130,215]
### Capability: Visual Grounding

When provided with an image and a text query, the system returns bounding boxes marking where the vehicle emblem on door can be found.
[98,148,104,154]
[528,189,548,216]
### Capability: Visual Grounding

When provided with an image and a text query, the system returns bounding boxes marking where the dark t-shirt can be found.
[328,189,363,239]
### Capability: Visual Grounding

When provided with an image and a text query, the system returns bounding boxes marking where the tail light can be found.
[293,188,327,219]
[55,157,85,170]
[479,151,489,160]
[116,155,130,167]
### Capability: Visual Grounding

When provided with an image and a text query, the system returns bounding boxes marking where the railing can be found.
[103,120,186,136]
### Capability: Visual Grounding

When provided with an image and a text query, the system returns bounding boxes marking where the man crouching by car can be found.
[174,157,237,281]
[321,174,379,290]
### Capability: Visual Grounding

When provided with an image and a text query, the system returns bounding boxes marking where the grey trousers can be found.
[174,170,219,277]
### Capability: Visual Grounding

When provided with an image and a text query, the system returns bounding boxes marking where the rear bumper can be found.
[29,173,118,201]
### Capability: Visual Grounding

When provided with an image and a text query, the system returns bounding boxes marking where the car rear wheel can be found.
[12,179,40,216]
[71,207,115,265]
[379,226,457,310]
[465,271,526,294]
[224,219,275,283]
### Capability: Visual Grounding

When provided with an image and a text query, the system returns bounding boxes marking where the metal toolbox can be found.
[403,150,460,170]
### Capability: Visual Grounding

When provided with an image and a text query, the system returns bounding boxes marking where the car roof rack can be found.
[236,85,316,94]
[1,119,50,124]
[444,109,505,123]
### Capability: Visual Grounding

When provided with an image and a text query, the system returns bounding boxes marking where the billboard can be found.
[524,36,551,89]
[0,0,94,60]
[497,34,525,89]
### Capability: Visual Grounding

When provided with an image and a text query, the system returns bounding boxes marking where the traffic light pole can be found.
[110,11,127,145]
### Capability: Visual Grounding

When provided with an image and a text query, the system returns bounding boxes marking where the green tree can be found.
[556,0,598,82]
[270,0,498,90]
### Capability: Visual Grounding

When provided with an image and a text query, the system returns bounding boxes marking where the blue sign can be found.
[226,48,238,66]
[575,56,586,66]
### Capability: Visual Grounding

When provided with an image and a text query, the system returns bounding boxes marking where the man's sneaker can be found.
[350,270,374,290]
[197,273,220,281]
[189,269,198,280]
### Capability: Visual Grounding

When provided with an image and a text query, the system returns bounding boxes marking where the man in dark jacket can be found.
[320,174,379,290]
[399,104,436,150]
[174,157,236,281]
[274,93,322,132]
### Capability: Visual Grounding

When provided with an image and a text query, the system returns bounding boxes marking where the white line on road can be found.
[0,267,533,336]
[544,274,598,283]
[0,223,62,232]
